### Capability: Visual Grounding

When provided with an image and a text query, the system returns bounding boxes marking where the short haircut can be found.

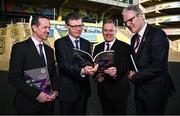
[102,20,116,28]
[31,15,49,27]
[122,5,143,16]
[65,12,82,24]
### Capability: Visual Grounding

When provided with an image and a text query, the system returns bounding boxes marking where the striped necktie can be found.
[134,34,140,53]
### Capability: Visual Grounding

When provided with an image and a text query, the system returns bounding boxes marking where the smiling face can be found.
[66,19,84,38]
[102,22,117,42]
[32,18,50,42]
[122,10,145,33]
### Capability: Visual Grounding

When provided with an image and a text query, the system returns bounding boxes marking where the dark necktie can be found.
[74,40,79,49]
[39,44,46,66]
[134,34,140,52]
[106,43,110,51]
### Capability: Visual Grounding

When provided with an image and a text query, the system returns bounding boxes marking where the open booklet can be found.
[24,67,53,95]
[73,48,114,72]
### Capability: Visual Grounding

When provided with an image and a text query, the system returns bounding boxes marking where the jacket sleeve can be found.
[8,43,40,102]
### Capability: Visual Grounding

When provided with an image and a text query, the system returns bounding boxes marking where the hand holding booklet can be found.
[24,67,53,95]
[73,48,114,72]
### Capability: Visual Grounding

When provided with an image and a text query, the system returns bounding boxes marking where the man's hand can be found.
[95,73,105,83]
[81,64,99,76]
[49,91,59,101]
[128,70,136,80]
[36,92,55,103]
[104,67,117,77]
[90,64,99,76]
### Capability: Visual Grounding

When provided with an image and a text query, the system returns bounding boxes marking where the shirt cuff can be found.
[80,68,86,77]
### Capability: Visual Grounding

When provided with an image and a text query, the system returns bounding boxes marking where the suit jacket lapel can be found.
[79,37,85,51]
[66,35,76,49]
[27,38,42,62]
[130,36,136,57]
[111,39,118,50]
[131,35,136,50]
[80,37,91,52]
[100,42,105,52]
[65,35,76,60]
[44,44,51,67]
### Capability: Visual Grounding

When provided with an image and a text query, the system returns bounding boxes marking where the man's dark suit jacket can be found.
[8,38,58,114]
[131,24,175,110]
[54,35,91,102]
[93,39,131,99]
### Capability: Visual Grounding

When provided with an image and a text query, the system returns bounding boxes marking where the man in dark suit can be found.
[93,20,131,115]
[8,16,59,114]
[122,5,175,114]
[54,12,98,115]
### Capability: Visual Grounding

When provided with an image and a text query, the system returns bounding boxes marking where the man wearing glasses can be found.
[122,5,175,114]
[54,12,98,114]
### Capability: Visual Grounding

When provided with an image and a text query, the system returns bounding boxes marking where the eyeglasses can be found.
[123,14,138,26]
[67,23,84,29]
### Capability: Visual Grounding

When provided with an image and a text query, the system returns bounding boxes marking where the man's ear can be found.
[32,25,37,32]
[65,24,68,29]
[115,28,117,35]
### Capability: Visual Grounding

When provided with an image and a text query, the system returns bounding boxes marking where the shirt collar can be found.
[105,38,116,47]
[31,36,43,47]
[68,34,80,43]
[138,22,147,38]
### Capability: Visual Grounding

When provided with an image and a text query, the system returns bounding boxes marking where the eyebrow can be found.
[124,16,136,23]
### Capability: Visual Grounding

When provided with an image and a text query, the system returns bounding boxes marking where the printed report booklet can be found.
[73,48,114,72]
[24,67,53,95]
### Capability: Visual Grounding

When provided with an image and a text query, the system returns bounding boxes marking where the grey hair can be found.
[122,5,143,16]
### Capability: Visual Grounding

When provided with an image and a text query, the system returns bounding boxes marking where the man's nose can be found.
[47,28,50,32]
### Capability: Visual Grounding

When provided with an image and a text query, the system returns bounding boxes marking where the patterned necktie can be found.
[134,34,140,52]
[39,44,46,66]
[106,43,110,51]
[74,40,79,49]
